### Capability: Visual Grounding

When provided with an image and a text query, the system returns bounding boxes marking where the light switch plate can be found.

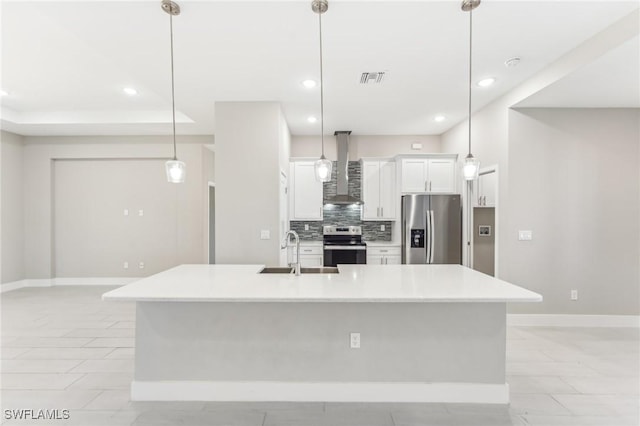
[518,230,533,241]
[138,209,144,217]
[260,230,270,240]
[380,224,385,231]
[123,209,129,216]
[304,224,310,231]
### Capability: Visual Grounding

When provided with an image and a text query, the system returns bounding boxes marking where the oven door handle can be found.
[323,246,367,251]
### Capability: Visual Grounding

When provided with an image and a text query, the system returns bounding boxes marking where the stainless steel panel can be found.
[430,195,462,264]
[401,194,428,264]
[323,246,366,251]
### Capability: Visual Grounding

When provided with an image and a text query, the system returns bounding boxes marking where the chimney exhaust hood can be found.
[325,131,363,205]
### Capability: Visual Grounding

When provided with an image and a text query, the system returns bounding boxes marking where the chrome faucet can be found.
[281,230,301,276]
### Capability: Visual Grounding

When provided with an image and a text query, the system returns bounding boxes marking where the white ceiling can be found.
[516,35,640,108]
[1,0,638,137]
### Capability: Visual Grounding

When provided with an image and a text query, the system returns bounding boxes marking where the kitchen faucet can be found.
[281,230,301,276]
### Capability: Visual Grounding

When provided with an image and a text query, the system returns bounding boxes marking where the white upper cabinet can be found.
[476,171,496,207]
[400,156,457,194]
[400,159,428,193]
[289,161,323,221]
[361,160,396,221]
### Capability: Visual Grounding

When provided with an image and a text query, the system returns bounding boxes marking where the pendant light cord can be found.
[318,9,325,158]
[467,7,473,157]
[169,11,177,160]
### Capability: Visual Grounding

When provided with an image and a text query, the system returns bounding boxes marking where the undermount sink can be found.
[258,266,339,274]
[300,267,339,274]
[259,267,295,274]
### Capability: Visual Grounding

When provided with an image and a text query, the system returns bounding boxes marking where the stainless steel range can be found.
[323,225,367,267]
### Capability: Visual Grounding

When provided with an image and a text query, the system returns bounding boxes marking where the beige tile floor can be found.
[1,286,638,426]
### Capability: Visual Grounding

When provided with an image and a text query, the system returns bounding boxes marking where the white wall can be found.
[214,102,291,265]
[441,10,640,315]
[1,131,25,284]
[21,135,214,279]
[54,159,186,277]
[506,108,639,315]
[291,135,442,159]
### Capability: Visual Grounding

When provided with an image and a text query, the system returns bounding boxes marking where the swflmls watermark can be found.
[4,409,70,421]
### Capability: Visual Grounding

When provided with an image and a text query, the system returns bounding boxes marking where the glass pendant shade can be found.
[314,156,332,182]
[166,159,186,183]
[462,154,480,181]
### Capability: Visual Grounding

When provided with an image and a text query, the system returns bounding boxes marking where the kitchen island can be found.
[102,264,541,404]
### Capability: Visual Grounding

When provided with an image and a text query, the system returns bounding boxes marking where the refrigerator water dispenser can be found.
[411,229,425,248]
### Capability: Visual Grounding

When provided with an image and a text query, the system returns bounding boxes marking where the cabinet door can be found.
[379,161,397,220]
[478,172,496,207]
[366,255,384,265]
[384,255,402,265]
[291,162,323,220]
[299,254,323,267]
[427,159,456,193]
[361,161,381,220]
[401,159,428,193]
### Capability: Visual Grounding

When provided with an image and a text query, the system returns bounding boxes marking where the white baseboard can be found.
[131,381,510,404]
[508,314,640,328]
[1,277,137,293]
[0,280,29,293]
[51,277,138,286]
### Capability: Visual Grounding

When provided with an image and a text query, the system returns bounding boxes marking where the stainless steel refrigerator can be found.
[401,194,462,264]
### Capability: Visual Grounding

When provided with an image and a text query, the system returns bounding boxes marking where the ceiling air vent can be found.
[360,72,385,84]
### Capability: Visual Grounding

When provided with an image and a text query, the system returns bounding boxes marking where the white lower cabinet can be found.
[288,244,323,267]
[367,246,401,265]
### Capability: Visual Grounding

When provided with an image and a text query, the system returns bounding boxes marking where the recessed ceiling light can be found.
[307,116,318,123]
[0,90,8,96]
[434,115,446,122]
[302,80,317,89]
[123,87,138,96]
[477,78,496,88]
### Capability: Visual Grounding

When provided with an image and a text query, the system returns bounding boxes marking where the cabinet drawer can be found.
[367,246,401,256]
[298,246,323,255]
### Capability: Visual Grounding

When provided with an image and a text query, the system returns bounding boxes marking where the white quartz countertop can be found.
[102,264,542,303]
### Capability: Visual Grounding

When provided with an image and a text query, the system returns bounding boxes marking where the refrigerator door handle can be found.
[429,210,435,264]
[425,211,431,264]
[405,222,411,263]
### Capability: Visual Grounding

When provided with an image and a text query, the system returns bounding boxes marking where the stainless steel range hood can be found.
[325,131,363,205]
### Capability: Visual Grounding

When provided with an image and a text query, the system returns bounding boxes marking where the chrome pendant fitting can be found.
[162,0,181,16]
[312,0,328,15]
[461,0,480,12]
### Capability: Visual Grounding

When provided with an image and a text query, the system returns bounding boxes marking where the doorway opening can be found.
[471,167,498,277]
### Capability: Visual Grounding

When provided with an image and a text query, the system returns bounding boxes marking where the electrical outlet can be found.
[138,209,144,217]
[380,224,385,231]
[571,290,578,301]
[304,224,310,231]
[350,332,361,349]
[260,230,270,240]
[123,261,129,269]
[123,209,129,216]
[518,230,533,241]
[411,143,423,150]
[138,262,145,269]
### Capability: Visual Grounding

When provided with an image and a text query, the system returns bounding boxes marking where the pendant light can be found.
[162,0,186,183]
[312,0,332,183]
[461,0,481,181]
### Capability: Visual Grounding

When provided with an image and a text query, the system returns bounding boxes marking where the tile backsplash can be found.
[290,161,393,241]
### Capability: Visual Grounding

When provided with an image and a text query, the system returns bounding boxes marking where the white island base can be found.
[103,264,542,404]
